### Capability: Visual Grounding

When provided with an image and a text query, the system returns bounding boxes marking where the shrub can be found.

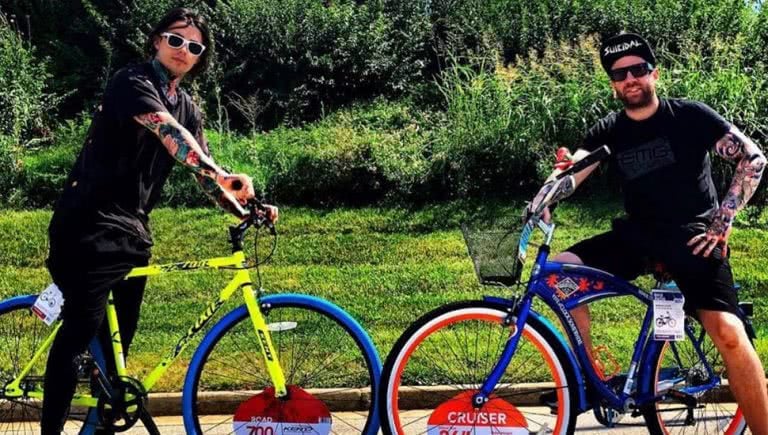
[0,135,22,206]
[251,101,431,205]
[0,13,54,142]
[17,118,87,208]
[430,37,615,198]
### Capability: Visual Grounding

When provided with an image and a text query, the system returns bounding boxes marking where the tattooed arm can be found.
[189,124,249,218]
[526,148,602,220]
[134,112,256,211]
[688,126,766,257]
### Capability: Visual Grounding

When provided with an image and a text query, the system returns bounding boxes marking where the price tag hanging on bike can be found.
[651,288,685,341]
[32,283,65,326]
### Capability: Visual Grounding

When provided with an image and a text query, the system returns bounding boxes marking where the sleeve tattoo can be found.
[530,175,576,214]
[711,127,766,232]
[135,112,221,182]
[135,112,247,217]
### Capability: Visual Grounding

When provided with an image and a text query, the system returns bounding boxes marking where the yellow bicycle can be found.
[0,200,381,434]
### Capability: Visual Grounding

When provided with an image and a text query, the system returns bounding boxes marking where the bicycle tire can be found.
[182,293,381,435]
[380,300,579,435]
[642,317,749,434]
[0,295,159,435]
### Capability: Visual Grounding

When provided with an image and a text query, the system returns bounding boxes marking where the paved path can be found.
[1,405,741,434]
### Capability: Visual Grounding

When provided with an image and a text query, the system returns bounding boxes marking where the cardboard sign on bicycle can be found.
[32,283,64,326]
[427,390,529,435]
[232,385,331,435]
[652,289,685,341]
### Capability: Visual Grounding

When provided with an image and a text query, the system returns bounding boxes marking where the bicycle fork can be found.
[241,272,289,398]
[471,295,533,407]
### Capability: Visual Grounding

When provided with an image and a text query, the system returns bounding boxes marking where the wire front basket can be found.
[461,217,530,287]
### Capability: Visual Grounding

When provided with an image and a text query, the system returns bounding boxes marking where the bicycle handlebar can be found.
[554,145,611,180]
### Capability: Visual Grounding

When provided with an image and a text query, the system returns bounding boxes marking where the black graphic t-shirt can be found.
[582,98,730,227]
[50,61,203,252]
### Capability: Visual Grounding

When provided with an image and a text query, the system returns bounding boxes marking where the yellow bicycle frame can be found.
[5,250,288,408]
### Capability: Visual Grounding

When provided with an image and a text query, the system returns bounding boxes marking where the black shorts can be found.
[566,218,740,317]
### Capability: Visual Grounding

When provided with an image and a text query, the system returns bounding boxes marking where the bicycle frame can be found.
[4,249,289,408]
[473,220,720,413]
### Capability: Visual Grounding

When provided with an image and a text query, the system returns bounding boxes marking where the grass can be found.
[1,200,767,391]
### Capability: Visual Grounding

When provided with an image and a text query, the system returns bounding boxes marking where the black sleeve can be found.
[686,101,731,150]
[581,113,617,152]
[104,66,166,121]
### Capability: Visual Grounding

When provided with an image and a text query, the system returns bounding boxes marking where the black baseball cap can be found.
[600,33,656,73]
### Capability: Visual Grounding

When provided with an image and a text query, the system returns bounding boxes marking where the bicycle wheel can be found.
[0,295,159,435]
[642,317,748,434]
[183,293,380,435]
[380,300,578,435]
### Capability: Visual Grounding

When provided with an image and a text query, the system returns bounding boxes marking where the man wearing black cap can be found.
[527,32,768,431]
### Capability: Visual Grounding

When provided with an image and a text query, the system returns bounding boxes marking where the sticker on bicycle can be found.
[517,221,534,261]
[232,385,331,435]
[546,274,605,300]
[426,390,528,435]
[652,289,685,341]
[32,283,64,325]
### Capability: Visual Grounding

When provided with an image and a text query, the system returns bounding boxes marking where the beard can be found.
[616,83,655,109]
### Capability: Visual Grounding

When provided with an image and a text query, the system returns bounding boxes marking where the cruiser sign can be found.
[427,391,528,434]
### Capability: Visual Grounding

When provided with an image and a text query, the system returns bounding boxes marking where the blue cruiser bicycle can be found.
[379,146,756,434]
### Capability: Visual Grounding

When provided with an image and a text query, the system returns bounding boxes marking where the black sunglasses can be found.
[161,32,206,56]
[609,62,654,82]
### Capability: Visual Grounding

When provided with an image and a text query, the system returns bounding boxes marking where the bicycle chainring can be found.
[96,376,148,432]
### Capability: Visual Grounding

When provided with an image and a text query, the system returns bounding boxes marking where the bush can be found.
[430,37,615,198]
[0,135,22,206]
[17,118,87,207]
[0,13,54,142]
[249,101,431,205]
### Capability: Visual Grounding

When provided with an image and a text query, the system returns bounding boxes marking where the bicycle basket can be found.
[461,218,537,287]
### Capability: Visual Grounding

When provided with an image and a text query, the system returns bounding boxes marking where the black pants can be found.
[41,230,150,434]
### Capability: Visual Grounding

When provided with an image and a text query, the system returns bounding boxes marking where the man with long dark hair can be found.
[41,8,276,433]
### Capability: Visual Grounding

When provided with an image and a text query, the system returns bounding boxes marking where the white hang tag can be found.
[32,283,65,326]
[652,289,685,341]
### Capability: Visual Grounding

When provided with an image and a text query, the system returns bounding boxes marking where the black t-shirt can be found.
[582,98,730,227]
[50,62,203,249]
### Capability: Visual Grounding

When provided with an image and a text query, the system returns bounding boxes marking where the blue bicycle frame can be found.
[471,220,722,414]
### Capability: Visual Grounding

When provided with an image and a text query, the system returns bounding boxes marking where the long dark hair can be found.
[145,8,213,76]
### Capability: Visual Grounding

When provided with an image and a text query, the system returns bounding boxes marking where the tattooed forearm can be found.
[529,175,576,215]
[709,127,766,235]
[135,112,224,182]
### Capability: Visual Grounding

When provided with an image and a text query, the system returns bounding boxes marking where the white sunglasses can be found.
[161,32,206,56]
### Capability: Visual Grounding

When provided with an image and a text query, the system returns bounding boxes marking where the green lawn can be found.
[1,201,766,391]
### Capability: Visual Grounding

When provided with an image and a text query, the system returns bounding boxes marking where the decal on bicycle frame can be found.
[517,221,534,262]
[546,274,605,300]
[427,390,529,434]
[233,385,332,435]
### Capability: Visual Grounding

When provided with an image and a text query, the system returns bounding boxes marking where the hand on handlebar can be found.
[243,199,279,225]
